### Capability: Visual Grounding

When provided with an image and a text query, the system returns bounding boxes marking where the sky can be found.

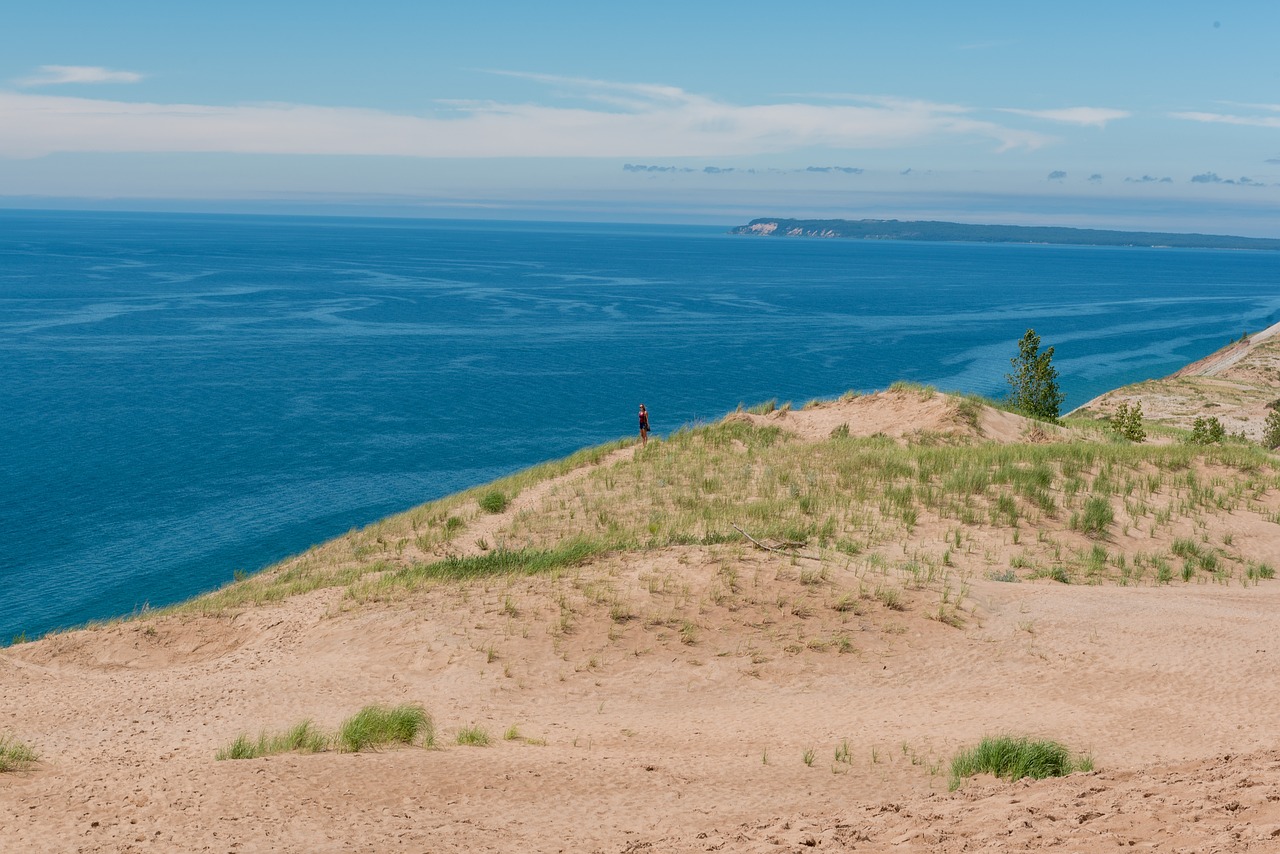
[2,0,1278,231]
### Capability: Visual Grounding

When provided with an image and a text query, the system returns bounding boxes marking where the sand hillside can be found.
[4,381,1280,852]
[1073,318,1280,441]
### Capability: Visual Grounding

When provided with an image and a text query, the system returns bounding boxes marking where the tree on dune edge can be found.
[1007,329,1065,423]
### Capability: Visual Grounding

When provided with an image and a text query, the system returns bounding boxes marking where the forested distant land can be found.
[730,218,1280,250]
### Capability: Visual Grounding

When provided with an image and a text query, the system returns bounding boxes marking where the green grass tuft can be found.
[949,735,1092,791]
[455,724,491,746]
[337,704,434,752]
[1072,496,1114,537]
[390,538,609,587]
[479,490,510,513]
[216,720,331,760]
[0,734,38,772]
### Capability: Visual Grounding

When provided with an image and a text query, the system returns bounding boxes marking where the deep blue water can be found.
[3,209,1279,640]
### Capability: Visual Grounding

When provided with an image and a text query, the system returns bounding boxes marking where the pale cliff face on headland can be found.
[732,217,1280,250]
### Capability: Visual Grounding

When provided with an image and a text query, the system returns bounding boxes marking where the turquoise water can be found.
[3,210,1279,640]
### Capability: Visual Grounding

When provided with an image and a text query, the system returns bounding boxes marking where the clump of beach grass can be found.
[479,490,510,513]
[949,735,1092,791]
[455,724,491,746]
[0,734,38,772]
[337,704,434,752]
[215,720,330,760]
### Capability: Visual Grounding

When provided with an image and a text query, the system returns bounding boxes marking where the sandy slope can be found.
[4,392,1280,852]
[1073,319,1280,441]
[5,546,1280,851]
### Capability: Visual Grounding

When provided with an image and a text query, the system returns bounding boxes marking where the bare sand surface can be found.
[5,550,1280,851]
[5,392,1280,852]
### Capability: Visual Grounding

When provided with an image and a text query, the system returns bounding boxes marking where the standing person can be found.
[638,403,650,447]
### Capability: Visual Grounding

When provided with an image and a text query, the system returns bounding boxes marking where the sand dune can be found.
[4,385,1280,852]
[1074,318,1280,442]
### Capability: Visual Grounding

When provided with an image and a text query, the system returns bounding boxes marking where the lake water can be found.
[3,209,1279,640]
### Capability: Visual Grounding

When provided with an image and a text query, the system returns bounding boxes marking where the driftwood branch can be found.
[731,523,822,562]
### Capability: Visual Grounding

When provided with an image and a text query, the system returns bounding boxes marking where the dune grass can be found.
[0,734,38,772]
[216,705,433,760]
[337,704,434,752]
[215,719,329,760]
[949,735,1093,790]
[165,438,633,616]
[135,389,1280,630]
[454,724,491,746]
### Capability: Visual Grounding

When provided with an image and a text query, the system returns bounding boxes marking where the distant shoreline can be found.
[730,217,1280,251]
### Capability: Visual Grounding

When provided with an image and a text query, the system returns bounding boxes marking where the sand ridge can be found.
[727,388,1069,446]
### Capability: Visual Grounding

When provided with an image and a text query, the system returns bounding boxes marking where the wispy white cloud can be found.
[1172,106,1280,129]
[0,75,1063,159]
[1000,107,1130,127]
[17,65,143,86]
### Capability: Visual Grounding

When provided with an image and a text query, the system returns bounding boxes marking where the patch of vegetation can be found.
[1109,401,1146,443]
[949,735,1093,791]
[889,381,937,398]
[1189,416,1226,445]
[1263,409,1280,450]
[337,704,434,752]
[216,720,330,760]
[0,734,38,772]
[377,538,609,591]
[1071,496,1114,538]
[455,724,491,746]
[479,490,510,513]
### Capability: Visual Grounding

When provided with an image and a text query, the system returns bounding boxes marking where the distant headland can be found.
[730,217,1280,250]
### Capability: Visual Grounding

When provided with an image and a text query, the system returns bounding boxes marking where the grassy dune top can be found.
[167,384,1280,628]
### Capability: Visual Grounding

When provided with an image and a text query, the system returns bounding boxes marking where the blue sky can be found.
[3,1,1278,231]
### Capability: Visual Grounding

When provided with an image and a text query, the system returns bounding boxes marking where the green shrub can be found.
[949,735,1092,791]
[478,490,509,513]
[1189,416,1226,445]
[1263,409,1280,450]
[1110,402,1146,443]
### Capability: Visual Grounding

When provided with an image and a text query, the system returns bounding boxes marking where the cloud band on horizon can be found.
[0,72,1127,160]
[16,65,143,87]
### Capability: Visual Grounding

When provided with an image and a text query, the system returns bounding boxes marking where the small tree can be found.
[1189,416,1225,445]
[1006,329,1065,422]
[1110,401,1146,443]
